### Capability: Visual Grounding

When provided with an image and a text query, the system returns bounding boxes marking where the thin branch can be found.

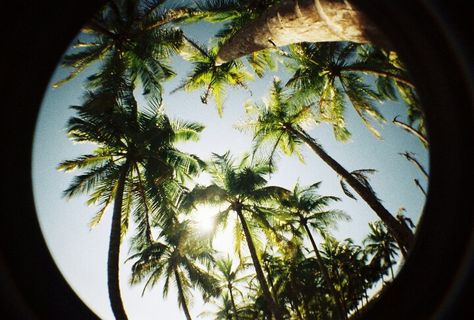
[393,116,429,147]
[399,152,429,179]
[341,66,415,88]
[414,179,427,196]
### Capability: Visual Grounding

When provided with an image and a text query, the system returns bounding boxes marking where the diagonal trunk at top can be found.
[287,126,414,255]
[235,206,284,320]
[216,0,390,65]
[303,223,347,320]
[108,161,130,320]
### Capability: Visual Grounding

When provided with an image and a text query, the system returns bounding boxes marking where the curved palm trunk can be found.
[288,126,414,255]
[108,162,130,320]
[174,267,193,320]
[303,223,347,320]
[235,207,284,320]
[216,0,390,65]
[228,284,240,320]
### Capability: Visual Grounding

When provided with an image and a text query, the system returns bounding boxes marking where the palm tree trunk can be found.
[228,284,240,320]
[288,126,414,255]
[303,223,347,320]
[108,162,130,320]
[216,0,390,65]
[174,267,193,320]
[235,206,284,320]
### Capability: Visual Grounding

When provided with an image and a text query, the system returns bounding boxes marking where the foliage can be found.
[173,36,253,116]
[54,1,426,318]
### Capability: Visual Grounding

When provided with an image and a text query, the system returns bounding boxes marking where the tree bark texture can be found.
[216,0,390,65]
[108,162,130,320]
[235,207,284,320]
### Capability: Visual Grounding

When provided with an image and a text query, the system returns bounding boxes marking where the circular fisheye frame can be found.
[2,1,473,320]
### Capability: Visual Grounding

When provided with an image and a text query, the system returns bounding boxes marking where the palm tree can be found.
[215,0,391,64]
[285,42,413,140]
[214,256,251,320]
[58,89,204,319]
[172,36,253,116]
[364,221,399,281]
[277,182,350,319]
[200,293,235,320]
[243,78,414,255]
[129,220,220,320]
[180,152,288,320]
[319,236,367,314]
[53,0,189,102]
[353,45,427,146]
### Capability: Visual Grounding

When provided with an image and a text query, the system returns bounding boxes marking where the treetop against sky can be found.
[32,1,428,319]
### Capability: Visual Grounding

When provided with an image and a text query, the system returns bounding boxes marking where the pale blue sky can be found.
[31,17,429,320]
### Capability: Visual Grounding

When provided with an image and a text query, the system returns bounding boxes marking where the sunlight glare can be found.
[191,205,236,257]
[193,205,215,233]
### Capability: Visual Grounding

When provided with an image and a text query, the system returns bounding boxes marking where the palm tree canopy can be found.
[181,152,289,211]
[278,181,350,232]
[241,77,316,164]
[285,42,390,140]
[173,37,253,116]
[363,221,399,269]
[53,0,191,102]
[129,220,220,300]
[58,89,205,240]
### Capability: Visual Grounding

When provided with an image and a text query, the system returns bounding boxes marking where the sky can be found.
[31,15,429,320]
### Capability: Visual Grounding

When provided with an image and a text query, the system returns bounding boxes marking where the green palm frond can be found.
[339,72,385,139]
[53,41,112,88]
[88,187,114,229]
[233,218,244,262]
[182,259,220,299]
[62,162,119,199]
[57,153,113,172]
[247,49,277,78]
[173,39,252,116]
[285,42,419,141]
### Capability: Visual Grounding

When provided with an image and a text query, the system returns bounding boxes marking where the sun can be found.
[191,205,237,256]
[193,205,216,233]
